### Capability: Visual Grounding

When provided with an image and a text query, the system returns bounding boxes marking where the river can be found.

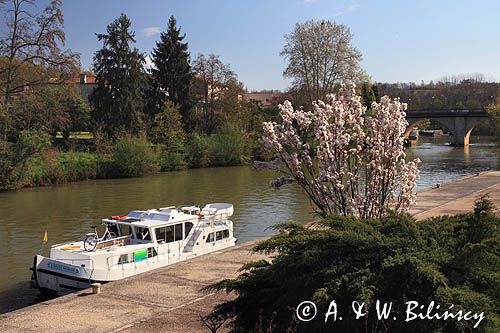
[0,137,498,313]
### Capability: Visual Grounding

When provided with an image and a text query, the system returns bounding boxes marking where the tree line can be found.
[1,1,499,190]
[0,1,277,189]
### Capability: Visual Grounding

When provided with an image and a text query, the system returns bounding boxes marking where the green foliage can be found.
[158,148,187,172]
[185,133,210,168]
[209,197,499,332]
[157,138,188,172]
[146,16,193,129]
[58,152,97,181]
[208,125,248,167]
[0,131,51,190]
[90,14,146,137]
[150,101,186,147]
[360,82,376,108]
[111,135,159,177]
[9,85,89,139]
[16,150,97,187]
[184,127,248,168]
[487,99,500,141]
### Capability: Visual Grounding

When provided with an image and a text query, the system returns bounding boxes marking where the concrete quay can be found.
[1,171,500,333]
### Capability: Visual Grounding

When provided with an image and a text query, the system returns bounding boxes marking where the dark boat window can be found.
[119,224,133,238]
[206,233,214,243]
[155,226,174,243]
[136,227,151,240]
[147,247,157,258]
[174,223,183,241]
[216,231,223,241]
[107,223,119,237]
[223,229,229,239]
[185,222,194,238]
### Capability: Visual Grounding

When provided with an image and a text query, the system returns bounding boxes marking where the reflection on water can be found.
[0,137,498,313]
[0,166,313,313]
[409,137,499,190]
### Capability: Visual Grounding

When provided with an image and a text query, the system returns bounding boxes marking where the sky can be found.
[52,0,500,91]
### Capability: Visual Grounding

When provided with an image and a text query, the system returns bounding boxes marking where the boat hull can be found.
[32,255,102,295]
[32,238,236,295]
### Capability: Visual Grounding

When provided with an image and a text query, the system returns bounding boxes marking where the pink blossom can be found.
[261,83,420,218]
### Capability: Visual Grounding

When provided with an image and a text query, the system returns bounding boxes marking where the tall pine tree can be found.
[146,16,193,130]
[90,14,146,137]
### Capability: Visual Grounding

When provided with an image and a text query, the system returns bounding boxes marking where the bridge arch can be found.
[404,119,453,140]
[405,110,489,146]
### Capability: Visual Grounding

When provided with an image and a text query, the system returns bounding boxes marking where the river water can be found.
[0,137,498,313]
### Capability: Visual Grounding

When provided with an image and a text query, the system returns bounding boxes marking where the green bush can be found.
[111,135,159,177]
[209,196,500,332]
[208,126,248,167]
[159,150,187,171]
[95,153,115,179]
[186,133,210,168]
[0,131,51,190]
[59,151,97,181]
[21,150,97,187]
[23,148,64,186]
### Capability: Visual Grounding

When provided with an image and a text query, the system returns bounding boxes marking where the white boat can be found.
[32,203,236,295]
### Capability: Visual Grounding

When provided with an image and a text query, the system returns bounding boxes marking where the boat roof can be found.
[103,209,194,228]
[102,203,233,228]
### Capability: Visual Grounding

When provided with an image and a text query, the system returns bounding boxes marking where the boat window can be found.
[223,229,229,239]
[136,227,151,241]
[216,231,223,241]
[147,247,157,258]
[155,226,174,243]
[118,253,133,264]
[127,211,144,219]
[174,223,183,241]
[107,223,119,237]
[149,213,170,221]
[206,232,214,243]
[118,224,133,238]
[185,222,193,238]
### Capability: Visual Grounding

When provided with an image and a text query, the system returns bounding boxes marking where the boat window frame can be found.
[133,226,152,241]
[153,222,188,244]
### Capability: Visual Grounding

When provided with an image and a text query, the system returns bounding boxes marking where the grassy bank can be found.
[0,131,255,190]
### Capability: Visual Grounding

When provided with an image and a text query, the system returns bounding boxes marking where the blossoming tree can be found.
[259,83,420,218]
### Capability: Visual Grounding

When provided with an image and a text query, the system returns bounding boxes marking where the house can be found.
[243,92,294,108]
[69,73,98,105]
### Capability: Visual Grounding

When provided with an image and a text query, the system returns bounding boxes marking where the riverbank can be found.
[1,171,500,332]
[1,131,252,191]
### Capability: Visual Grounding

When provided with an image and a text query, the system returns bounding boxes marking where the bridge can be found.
[404,109,490,146]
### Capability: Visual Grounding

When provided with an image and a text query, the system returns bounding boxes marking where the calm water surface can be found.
[0,137,498,313]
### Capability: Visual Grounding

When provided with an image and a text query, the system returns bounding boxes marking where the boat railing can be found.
[95,235,131,250]
[200,212,230,228]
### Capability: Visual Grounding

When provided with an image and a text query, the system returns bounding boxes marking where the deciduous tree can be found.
[0,0,79,101]
[193,53,237,134]
[259,83,420,218]
[0,0,79,140]
[281,19,364,106]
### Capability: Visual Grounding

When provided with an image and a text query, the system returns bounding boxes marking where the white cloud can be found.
[334,2,360,16]
[142,27,161,37]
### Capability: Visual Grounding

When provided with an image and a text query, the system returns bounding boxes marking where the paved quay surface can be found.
[1,171,500,333]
